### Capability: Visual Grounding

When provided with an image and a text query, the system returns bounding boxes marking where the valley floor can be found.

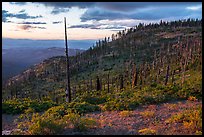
[2,99,202,135]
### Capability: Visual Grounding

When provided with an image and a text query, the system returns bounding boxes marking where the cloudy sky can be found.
[2,2,202,40]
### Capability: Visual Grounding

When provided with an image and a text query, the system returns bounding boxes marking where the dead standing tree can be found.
[107,72,110,93]
[165,65,170,85]
[64,17,71,103]
[120,74,124,90]
[132,63,138,88]
[96,76,101,91]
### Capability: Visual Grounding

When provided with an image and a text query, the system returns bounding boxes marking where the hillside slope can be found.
[2,19,202,135]
[2,19,202,102]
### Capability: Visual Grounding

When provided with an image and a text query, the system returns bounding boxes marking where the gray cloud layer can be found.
[18,25,46,30]
[4,2,202,31]
[8,2,201,20]
[68,23,126,30]
[18,21,47,24]
[51,8,69,15]
[80,4,202,22]
[38,2,96,9]
[52,21,63,24]
[2,10,42,22]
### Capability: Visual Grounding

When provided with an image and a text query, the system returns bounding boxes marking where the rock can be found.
[104,125,111,129]
[2,130,12,135]
[127,129,135,135]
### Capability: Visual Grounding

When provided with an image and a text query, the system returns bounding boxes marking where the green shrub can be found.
[17,110,66,135]
[165,105,202,133]
[171,85,181,92]
[29,114,66,135]
[103,100,127,111]
[128,101,139,110]
[67,102,100,114]
[43,105,67,119]
[120,110,134,117]
[142,96,157,104]
[2,98,57,115]
[150,82,157,88]
[64,113,98,132]
[2,99,27,114]
[83,97,107,105]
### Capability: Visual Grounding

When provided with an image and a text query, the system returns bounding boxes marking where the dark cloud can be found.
[18,21,47,24]
[6,2,202,26]
[10,2,27,5]
[19,9,26,13]
[103,26,126,29]
[18,25,46,30]
[97,2,200,12]
[68,23,126,30]
[18,25,33,30]
[51,8,69,15]
[2,10,43,22]
[80,8,126,22]
[37,26,46,29]
[2,10,9,22]
[37,2,96,14]
[80,4,202,22]
[38,2,96,9]
[52,21,63,24]
[35,2,200,12]
[68,24,100,29]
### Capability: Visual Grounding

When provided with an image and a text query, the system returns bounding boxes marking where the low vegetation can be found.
[2,19,202,135]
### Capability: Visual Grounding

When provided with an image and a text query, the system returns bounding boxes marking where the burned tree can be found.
[96,76,101,91]
[64,17,71,103]
[107,73,110,93]
[132,64,138,88]
[172,70,175,85]
[120,74,124,90]
[165,65,170,85]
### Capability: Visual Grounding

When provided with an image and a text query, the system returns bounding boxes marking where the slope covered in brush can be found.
[2,19,202,103]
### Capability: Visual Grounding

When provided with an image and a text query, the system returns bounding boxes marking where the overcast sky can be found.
[2,2,202,40]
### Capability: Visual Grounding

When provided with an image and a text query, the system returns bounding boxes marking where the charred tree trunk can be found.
[132,65,138,88]
[181,59,186,85]
[64,17,71,103]
[96,76,101,91]
[72,86,76,98]
[107,73,110,93]
[120,74,124,90]
[172,70,175,85]
[165,65,170,85]
[90,78,92,92]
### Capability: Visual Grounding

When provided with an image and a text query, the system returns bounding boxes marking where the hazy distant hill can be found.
[2,47,84,82]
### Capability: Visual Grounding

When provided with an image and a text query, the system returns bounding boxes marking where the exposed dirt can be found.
[2,100,202,135]
[80,100,202,135]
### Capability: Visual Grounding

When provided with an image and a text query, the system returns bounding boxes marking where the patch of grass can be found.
[82,96,107,105]
[120,110,134,117]
[187,96,198,102]
[165,105,202,133]
[64,113,98,132]
[140,111,155,118]
[66,102,100,115]
[165,103,177,110]
[28,114,66,135]
[138,128,156,135]
[2,98,57,115]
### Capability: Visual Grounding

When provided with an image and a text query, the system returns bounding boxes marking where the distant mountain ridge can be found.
[2,47,84,82]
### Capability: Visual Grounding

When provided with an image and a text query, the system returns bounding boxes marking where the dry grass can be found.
[138,128,156,135]
[140,111,155,118]
[120,111,134,117]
